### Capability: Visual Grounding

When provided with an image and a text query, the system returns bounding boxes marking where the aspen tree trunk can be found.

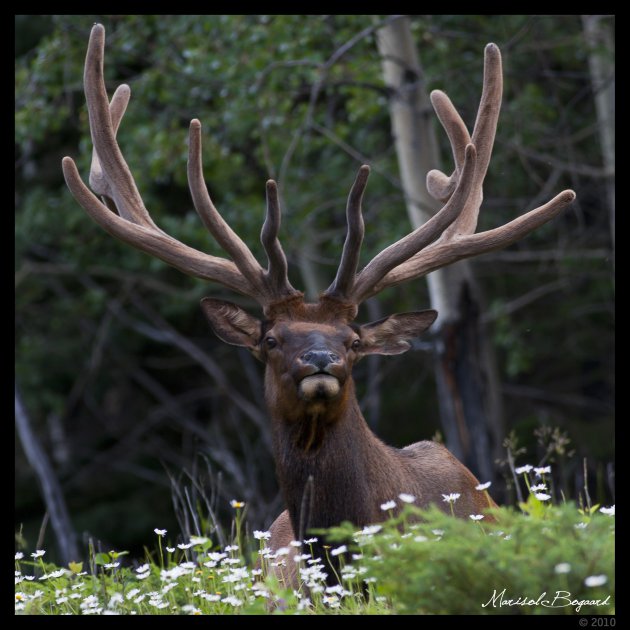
[581,15,615,266]
[376,17,502,482]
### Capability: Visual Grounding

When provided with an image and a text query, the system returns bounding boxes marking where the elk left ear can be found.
[358,310,437,356]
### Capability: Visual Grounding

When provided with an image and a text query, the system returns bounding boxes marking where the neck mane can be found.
[267,377,399,537]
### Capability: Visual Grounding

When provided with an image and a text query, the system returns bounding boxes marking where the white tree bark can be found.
[582,15,615,262]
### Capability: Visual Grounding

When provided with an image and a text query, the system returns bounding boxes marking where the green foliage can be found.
[328,503,615,615]
[15,500,614,615]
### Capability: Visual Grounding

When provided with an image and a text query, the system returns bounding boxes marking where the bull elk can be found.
[62,24,575,586]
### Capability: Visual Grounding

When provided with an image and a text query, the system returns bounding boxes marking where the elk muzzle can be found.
[297,348,345,401]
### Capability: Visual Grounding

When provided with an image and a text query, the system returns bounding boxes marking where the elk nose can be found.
[301,349,339,371]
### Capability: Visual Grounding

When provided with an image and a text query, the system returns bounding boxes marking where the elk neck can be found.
[265,374,401,535]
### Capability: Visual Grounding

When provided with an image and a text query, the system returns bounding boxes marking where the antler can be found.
[323,43,576,306]
[62,24,299,311]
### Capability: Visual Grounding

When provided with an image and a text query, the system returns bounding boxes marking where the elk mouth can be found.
[298,372,341,401]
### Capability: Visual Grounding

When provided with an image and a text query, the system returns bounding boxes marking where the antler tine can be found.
[187,119,271,299]
[61,156,255,295]
[425,90,470,202]
[89,84,133,213]
[83,24,156,229]
[260,180,299,299]
[428,43,503,238]
[324,165,370,300]
[350,144,477,304]
[366,189,576,298]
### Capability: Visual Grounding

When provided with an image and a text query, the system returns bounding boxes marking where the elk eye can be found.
[265,336,277,349]
[351,339,361,351]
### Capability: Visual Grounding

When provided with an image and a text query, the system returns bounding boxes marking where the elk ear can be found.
[358,310,437,356]
[200,298,262,353]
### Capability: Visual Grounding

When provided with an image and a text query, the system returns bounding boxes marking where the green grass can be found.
[15,491,614,615]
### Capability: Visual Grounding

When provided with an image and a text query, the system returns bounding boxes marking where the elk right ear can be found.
[200,298,262,354]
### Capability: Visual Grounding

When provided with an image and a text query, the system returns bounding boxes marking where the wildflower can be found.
[534,492,551,501]
[442,493,461,504]
[253,530,271,540]
[47,569,70,578]
[154,528,167,536]
[177,542,193,550]
[224,544,239,552]
[398,493,416,503]
[534,466,551,476]
[81,594,101,610]
[555,563,571,574]
[15,592,26,603]
[584,575,608,587]
[414,535,428,542]
[104,562,120,569]
[166,546,175,553]
[126,588,141,600]
[293,553,311,562]
[207,552,227,562]
[15,552,24,560]
[108,593,124,607]
[352,553,364,561]
[31,549,46,559]
[600,505,615,516]
[304,537,318,544]
[330,545,347,556]
[431,529,444,536]
[360,524,382,536]
[290,540,302,547]
[476,481,492,491]
[230,500,245,509]
[380,500,396,511]
[221,595,243,606]
[574,522,588,529]
[530,483,547,492]
[190,536,209,546]
[297,597,312,611]
[469,514,484,521]
[515,465,533,474]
